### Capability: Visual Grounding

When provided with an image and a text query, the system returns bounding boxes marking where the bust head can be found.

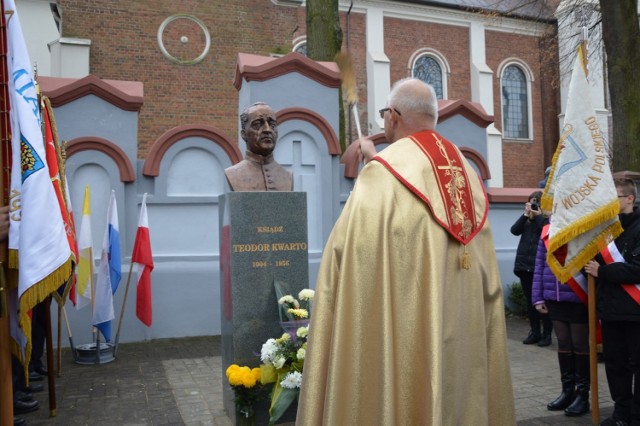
[240,102,278,157]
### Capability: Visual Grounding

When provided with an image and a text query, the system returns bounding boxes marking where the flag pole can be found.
[0,265,12,426]
[113,261,134,358]
[0,1,13,424]
[588,273,600,424]
[95,327,100,364]
[53,275,73,374]
[43,296,57,416]
[578,26,600,426]
[56,301,62,374]
[60,304,76,363]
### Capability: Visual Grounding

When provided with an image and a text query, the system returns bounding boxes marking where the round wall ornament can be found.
[157,14,211,65]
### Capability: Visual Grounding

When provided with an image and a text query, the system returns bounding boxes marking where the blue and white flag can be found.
[93,190,121,341]
[5,0,72,363]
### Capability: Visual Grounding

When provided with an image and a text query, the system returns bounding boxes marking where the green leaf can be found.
[268,386,299,426]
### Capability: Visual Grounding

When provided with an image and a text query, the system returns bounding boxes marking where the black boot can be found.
[538,331,552,347]
[548,352,575,410]
[538,320,553,347]
[523,329,541,344]
[565,353,590,416]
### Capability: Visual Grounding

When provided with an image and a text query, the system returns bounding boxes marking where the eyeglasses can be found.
[618,194,630,198]
[378,107,401,119]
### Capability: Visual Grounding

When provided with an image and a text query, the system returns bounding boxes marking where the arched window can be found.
[501,65,530,139]
[410,51,448,99]
[293,39,307,57]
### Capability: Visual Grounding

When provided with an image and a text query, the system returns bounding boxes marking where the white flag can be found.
[5,0,72,361]
[541,44,622,282]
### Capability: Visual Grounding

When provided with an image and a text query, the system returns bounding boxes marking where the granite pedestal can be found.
[219,192,309,425]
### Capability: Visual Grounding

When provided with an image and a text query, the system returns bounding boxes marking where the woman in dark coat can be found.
[511,191,552,346]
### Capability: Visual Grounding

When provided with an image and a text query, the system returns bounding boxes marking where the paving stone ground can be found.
[17,316,614,425]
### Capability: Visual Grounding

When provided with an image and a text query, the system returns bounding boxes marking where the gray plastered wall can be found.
[52,58,524,345]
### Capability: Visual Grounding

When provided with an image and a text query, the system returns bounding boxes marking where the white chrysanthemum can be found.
[297,347,305,360]
[260,339,278,363]
[278,295,295,305]
[280,371,303,389]
[296,326,308,338]
[298,289,315,301]
[273,355,286,369]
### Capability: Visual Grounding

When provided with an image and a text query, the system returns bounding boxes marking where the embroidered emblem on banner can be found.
[411,131,477,244]
[20,135,44,183]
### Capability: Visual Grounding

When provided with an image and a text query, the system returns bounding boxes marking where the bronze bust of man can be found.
[224,102,293,191]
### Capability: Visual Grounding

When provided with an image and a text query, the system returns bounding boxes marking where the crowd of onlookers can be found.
[511,178,640,426]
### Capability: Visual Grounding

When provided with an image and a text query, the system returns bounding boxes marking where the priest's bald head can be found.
[381,78,438,144]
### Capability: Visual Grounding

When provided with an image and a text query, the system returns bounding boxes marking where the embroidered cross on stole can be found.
[411,130,479,244]
[374,130,485,269]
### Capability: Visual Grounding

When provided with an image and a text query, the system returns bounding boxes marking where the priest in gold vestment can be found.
[296,78,515,425]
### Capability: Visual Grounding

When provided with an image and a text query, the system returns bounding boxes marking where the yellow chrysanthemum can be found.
[242,371,257,388]
[225,364,240,379]
[288,308,308,319]
[276,333,290,343]
[228,370,244,386]
[251,368,261,381]
[227,364,263,389]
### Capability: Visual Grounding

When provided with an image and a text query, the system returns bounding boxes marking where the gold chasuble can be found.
[297,131,515,425]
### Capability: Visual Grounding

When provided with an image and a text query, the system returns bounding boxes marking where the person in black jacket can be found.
[511,190,553,346]
[585,178,640,426]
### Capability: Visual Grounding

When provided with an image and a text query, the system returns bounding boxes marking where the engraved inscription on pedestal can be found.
[219,192,308,424]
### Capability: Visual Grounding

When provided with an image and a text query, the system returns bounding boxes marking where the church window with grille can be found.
[293,41,307,57]
[501,65,530,139]
[413,56,444,99]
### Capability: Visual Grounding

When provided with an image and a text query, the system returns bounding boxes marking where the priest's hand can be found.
[357,137,377,164]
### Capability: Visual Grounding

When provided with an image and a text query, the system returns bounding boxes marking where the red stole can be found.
[372,130,485,246]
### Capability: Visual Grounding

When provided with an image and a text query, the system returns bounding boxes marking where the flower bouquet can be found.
[260,324,308,425]
[259,285,314,425]
[275,281,314,333]
[225,364,263,426]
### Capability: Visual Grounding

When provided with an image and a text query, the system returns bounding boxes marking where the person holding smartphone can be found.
[511,191,553,346]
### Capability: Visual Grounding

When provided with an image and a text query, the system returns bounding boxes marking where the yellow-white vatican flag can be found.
[76,185,93,310]
[541,43,622,282]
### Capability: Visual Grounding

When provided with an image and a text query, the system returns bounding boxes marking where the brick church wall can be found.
[486,30,558,188]
[57,0,558,187]
[385,17,471,101]
[57,0,305,156]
